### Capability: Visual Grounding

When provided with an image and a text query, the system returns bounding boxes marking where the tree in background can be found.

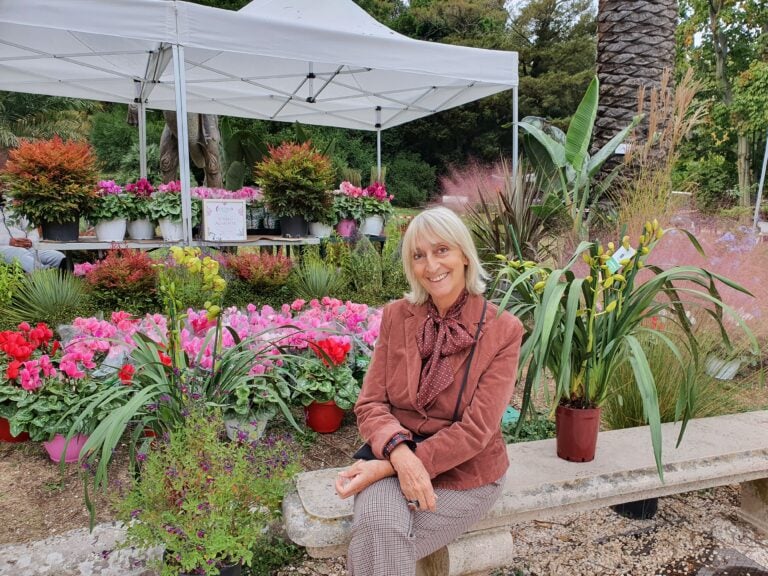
[675,0,767,209]
[0,92,99,168]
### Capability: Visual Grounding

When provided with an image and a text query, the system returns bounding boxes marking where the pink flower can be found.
[290,299,306,311]
[73,262,95,277]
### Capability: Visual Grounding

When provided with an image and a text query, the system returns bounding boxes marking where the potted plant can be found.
[0,321,109,461]
[148,181,201,241]
[332,181,365,238]
[359,181,394,236]
[255,142,336,238]
[293,337,359,433]
[116,403,299,576]
[1,136,98,240]
[66,249,305,518]
[494,220,756,479]
[91,180,130,242]
[124,178,156,240]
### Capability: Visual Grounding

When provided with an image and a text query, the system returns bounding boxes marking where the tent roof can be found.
[0,0,517,131]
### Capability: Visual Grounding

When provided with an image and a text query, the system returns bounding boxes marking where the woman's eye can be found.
[436,246,448,255]
[413,253,423,260]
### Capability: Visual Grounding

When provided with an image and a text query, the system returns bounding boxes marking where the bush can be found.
[1,136,98,225]
[0,260,25,309]
[290,258,349,301]
[223,277,293,310]
[223,252,292,289]
[386,152,436,208]
[80,249,159,314]
[3,270,91,331]
[674,153,738,211]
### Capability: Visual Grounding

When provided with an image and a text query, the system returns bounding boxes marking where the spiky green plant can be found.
[291,258,349,300]
[4,270,90,329]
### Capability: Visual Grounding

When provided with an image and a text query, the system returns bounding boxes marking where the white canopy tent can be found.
[0,0,519,243]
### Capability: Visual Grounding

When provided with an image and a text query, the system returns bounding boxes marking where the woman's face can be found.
[411,234,468,315]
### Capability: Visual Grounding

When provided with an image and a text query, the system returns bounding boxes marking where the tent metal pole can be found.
[752,131,768,231]
[138,101,147,179]
[512,85,519,177]
[172,44,193,246]
[376,106,382,181]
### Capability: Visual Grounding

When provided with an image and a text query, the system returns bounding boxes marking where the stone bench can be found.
[283,410,768,576]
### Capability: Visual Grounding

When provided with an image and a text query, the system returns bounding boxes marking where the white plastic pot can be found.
[158,218,184,242]
[127,219,155,240]
[360,215,384,236]
[95,218,127,242]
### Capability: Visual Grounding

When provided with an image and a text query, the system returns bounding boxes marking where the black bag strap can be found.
[451,299,488,422]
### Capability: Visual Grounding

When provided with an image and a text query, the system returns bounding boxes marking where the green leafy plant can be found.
[493,221,757,479]
[292,357,360,410]
[90,193,130,223]
[464,158,568,265]
[148,190,201,225]
[0,260,25,309]
[223,252,293,290]
[80,249,159,314]
[116,405,299,576]
[290,257,349,301]
[601,329,746,431]
[520,76,642,237]
[1,136,98,225]
[4,269,90,330]
[255,141,336,221]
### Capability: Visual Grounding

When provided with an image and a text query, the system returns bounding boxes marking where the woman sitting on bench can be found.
[335,207,523,576]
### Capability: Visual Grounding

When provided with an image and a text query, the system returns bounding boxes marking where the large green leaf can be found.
[565,76,599,174]
[518,121,566,169]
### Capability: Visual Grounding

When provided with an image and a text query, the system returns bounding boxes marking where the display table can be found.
[38,235,321,251]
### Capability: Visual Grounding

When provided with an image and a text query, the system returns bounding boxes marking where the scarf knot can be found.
[415,291,474,409]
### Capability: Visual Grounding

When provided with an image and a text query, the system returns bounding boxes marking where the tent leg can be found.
[138,102,147,179]
[752,132,768,230]
[376,129,382,181]
[512,85,519,177]
[172,44,193,246]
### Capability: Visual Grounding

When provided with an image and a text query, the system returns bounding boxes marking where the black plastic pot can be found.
[40,219,79,241]
[610,497,658,520]
[279,216,308,238]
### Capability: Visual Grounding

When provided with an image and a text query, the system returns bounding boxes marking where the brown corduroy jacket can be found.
[354,294,524,490]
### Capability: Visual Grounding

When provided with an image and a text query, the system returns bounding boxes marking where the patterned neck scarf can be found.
[415,290,474,409]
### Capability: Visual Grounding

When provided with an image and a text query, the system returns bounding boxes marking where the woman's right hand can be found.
[389,444,437,511]
[335,459,395,499]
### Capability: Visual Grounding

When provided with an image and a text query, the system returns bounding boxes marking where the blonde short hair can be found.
[401,207,488,305]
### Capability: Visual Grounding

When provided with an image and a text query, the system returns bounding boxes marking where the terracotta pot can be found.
[555,404,601,462]
[304,400,344,434]
[0,417,29,443]
[42,433,89,464]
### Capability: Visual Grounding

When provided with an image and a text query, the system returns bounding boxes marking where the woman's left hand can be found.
[335,459,395,499]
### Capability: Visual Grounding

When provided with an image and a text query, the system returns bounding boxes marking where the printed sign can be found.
[202,199,247,241]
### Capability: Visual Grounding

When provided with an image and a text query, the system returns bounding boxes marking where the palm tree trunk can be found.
[594,0,677,153]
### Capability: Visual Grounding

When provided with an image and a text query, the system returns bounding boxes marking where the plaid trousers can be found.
[347,474,505,576]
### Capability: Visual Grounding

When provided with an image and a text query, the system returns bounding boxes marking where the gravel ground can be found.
[275,485,768,576]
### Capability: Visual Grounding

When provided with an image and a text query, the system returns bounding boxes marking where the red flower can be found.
[310,338,351,367]
[158,352,172,367]
[6,360,21,380]
[118,363,135,385]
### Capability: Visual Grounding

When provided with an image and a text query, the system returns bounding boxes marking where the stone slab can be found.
[284,410,768,551]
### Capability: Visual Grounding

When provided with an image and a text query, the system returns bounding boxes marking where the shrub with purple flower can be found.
[117,405,299,576]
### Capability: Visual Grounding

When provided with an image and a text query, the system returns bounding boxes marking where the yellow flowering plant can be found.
[494,220,756,478]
